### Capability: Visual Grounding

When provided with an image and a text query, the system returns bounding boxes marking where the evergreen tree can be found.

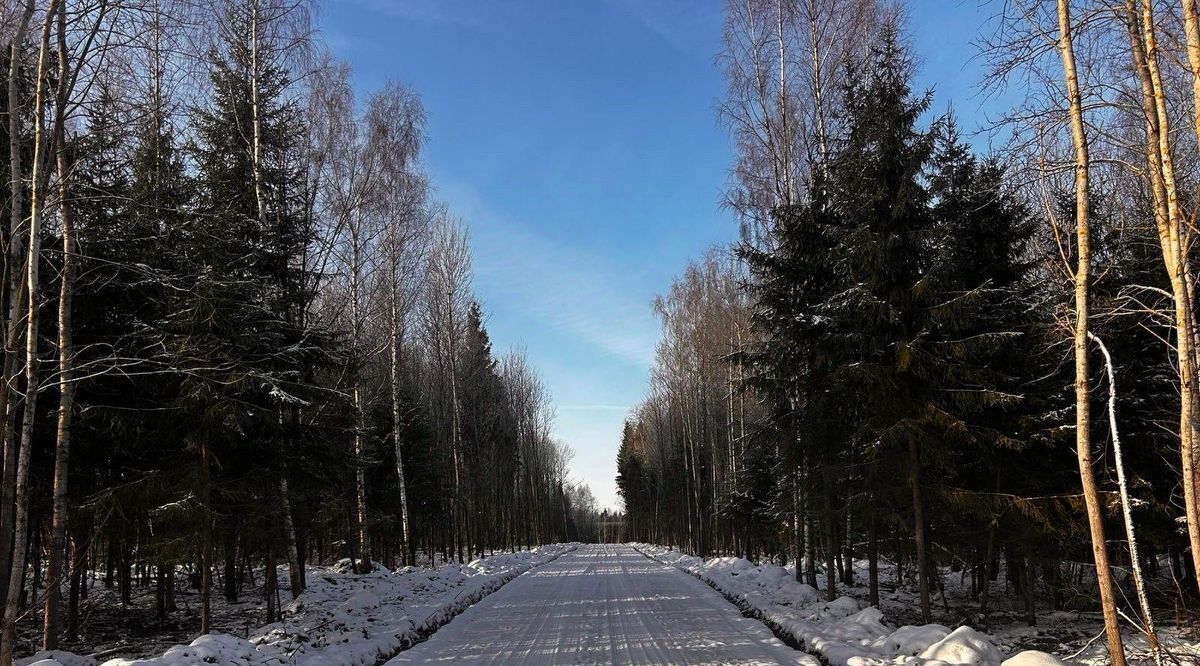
[181,7,321,616]
[458,300,505,554]
[923,120,1058,621]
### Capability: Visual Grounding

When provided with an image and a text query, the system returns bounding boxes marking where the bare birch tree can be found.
[0,0,36,638]
[44,0,115,648]
[1056,0,1126,662]
[368,82,428,566]
[422,216,472,560]
[1,3,59,659]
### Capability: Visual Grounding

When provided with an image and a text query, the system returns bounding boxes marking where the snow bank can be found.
[22,544,577,666]
[17,651,98,666]
[1001,651,1066,666]
[633,543,1061,666]
[105,634,286,666]
[918,626,1005,664]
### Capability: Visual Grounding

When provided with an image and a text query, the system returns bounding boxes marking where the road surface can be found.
[386,543,808,665]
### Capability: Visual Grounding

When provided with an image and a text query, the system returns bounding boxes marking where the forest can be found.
[6,0,1200,663]
[616,1,1200,665]
[0,0,603,660]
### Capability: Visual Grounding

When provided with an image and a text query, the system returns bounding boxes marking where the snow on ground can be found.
[632,543,1064,666]
[860,562,1198,666]
[18,543,578,666]
[992,614,1200,666]
[19,542,1197,666]
[387,543,817,665]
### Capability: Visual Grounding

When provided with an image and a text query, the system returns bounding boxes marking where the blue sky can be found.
[320,0,1000,511]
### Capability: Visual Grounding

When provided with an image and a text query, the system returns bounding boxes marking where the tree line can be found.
[0,0,598,659]
[616,2,1200,664]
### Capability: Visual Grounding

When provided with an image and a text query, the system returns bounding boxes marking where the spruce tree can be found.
[181,7,319,619]
[924,120,1056,622]
[825,24,937,622]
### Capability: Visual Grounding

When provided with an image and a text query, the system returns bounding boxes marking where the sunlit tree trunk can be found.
[1056,2,1125,662]
[0,0,35,625]
[1091,333,1161,665]
[1175,0,1200,591]
[389,279,411,564]
[0,6,57,658]
[280,475,303,597]
[44,0,78,647]
[350,235,370,572]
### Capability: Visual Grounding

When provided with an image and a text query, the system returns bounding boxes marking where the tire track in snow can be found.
[385,543,809,665]
[373,545,578,665]
[629,543,825,666]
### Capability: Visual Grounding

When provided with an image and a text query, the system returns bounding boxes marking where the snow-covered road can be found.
[386,543,809,665]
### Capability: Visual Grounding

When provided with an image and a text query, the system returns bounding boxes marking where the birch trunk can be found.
[44,0,74,647]
[775,0,792,206]
[1056,2,1126,662]
[0,6,57,658]
[0,0,35,624]
[350,237,369,572]
[1175,0,1200,591]
[804,0,830,178]
[250,0,268,231]
[279,475,303,597]
[792,459,802,582]
[1125,0,1200,604]
[1091,333,1161,666]
[446,288,464,561]
[1137,4,1199,599]
[389,280,410,562]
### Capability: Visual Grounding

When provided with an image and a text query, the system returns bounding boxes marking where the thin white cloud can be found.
[604,0,720,58]
[432,177,655,512]
[344,0,488,28]
[440,179,658,369]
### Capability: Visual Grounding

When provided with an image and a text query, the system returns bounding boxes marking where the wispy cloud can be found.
[431,177,655,511]
[438,179,659,370]
[604,0,721,58]
[344,0,489,28]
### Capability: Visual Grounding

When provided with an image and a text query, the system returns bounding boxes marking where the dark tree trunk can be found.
[908,439,930,623]
[264,543,277,623]
[823,474,837,601]
[67,542,83,641]
[980,522,996,615]
[868,512,879,607]
[119,536,132,607]
[223,530,238,603]
[104,538,115,588]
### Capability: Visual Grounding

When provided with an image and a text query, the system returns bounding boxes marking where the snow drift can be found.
[18,543,578,666]
[632,543,1063,666]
